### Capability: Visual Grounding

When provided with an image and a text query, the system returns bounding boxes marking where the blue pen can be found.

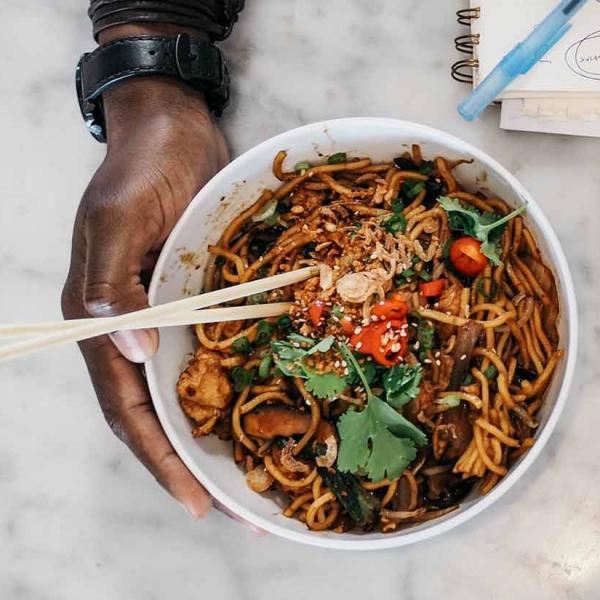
[458,0,589,121]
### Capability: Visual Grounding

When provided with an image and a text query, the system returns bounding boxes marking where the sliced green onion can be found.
[484,365,498,379]
[231,336,252,354]
[277,315,292,331]
[231,367,255,391]
[294,161,311,172]
[247,292,267,305]
[258,355,273,379]
[327,152,347,165]
[255,320,276,346]
[406,181,426,199]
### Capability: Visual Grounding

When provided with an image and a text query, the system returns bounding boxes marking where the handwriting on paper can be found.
[565,30,600,80]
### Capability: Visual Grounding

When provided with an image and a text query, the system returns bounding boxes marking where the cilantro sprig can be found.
[336,344,427,481]
[271,335,348,399]
[437,196,525,266]
[383,363,423,409]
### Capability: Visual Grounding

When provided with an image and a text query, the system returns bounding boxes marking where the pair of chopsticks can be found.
[0,266,319,363]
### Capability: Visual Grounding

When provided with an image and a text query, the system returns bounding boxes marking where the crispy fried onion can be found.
[246,466,275,492]
[335,268,391,303]
[315,435,338,468]
[280,439,311,474]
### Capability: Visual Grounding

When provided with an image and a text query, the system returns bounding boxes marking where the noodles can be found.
[176,146,564,534]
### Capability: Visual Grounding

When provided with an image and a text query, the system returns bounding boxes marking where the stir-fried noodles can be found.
[176,146,563,533]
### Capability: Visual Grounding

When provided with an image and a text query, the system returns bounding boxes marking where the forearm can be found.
[88,0,245,41]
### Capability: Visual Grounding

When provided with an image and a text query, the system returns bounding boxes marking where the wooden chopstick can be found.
[0,266,317,363]
[0,303,291,338]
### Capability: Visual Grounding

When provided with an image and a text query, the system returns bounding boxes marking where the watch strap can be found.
[77,34,229,141]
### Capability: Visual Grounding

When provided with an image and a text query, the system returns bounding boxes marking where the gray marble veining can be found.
[1,1,600,598]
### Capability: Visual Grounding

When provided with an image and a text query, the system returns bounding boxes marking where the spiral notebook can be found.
[453,0,600,97]
[453,0,600,136]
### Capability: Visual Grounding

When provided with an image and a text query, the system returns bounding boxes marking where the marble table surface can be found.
[1,1,599,598]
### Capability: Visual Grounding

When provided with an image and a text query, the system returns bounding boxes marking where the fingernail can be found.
[182,499,211,520]
[110,329,157,363]
[212,499,267,536]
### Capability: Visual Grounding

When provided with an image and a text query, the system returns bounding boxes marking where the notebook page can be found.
[472,0,600,96]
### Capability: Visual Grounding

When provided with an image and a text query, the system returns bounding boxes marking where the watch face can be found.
[76,54,106,143]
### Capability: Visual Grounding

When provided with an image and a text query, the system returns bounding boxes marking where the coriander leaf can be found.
[383,364,423,408]
[437,394,461,408]
[231,336,252,354]
[287,333,315,346]
[336,343,427,480]
[306,335,335,355]
[320,469,380,526]
[271,340,306,362]
[437,196,526,266]
[336,394,419,481]
[305,372,348,399]
[331,304,345,319]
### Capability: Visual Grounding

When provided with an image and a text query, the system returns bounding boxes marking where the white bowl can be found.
[146,118,578,550]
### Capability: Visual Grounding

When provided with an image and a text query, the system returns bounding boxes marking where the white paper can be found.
[500,98,600,137]
[472,0,600,97]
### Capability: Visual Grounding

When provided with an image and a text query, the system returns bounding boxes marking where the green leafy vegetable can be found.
[415,317,435,357]
[251,198,279,223]
[231,367,254,391]
[231,336,252,354]
[255,320,276,346]
[247,292,267,305]
[294,161,311,172]
[327,152,347,165]
[437,196,526,266]
[336,344,427,481]
[305,372,348,399]
[437,394,461,408]
[277,314,292,331]
[320,470,380,526]
[258,354,273,379]
[271,336,347,399]
[395,267,415,287]
[331,304,345,319]
[391,198,405,213]
[383,364,423,409]
[484,365,498,380]
[417,269,432,282]
[461,373,474,386]
[384,213,407,234]
[405,181,425,199]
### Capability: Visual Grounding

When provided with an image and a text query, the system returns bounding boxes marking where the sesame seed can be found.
[292,342,300,348]
[355,342,363,350]
[371,315,379,322]
[354,327,362,335]
[434,351,441,358]
[424,358,432,364]
[334,361,340,368]
[460,353,467,360]
[400,330,407,337]
[391,343,401,353]
[414,341,420,349]
[341,360,347,367]
[343,368,349,375]
[435,360,441,366]
[386,322,392,329]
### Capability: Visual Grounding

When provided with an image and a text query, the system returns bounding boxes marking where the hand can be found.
[62,74,228,519]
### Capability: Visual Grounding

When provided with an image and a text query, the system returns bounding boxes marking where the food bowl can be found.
[146,118,577,550]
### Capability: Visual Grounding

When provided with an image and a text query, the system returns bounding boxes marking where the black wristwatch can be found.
[76,34,229,143]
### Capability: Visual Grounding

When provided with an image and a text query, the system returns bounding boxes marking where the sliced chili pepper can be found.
[308,301,326,326]
[350,318,408,367]
[371,294,409,320]
[419,278,446,298]
[340,316,355,335]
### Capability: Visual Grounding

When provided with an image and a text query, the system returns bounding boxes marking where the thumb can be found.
[83,207,159,363]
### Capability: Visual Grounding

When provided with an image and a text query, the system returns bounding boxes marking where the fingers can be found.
[82,201,159,363]
[81,333,212,518]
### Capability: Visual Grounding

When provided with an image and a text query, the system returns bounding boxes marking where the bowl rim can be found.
[146,117,578,550]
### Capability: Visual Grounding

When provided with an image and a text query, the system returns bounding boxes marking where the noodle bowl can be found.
[146,119,577,549]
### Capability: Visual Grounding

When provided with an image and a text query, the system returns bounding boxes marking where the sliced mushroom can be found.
[242,406,311,439]
[449,320,484,390]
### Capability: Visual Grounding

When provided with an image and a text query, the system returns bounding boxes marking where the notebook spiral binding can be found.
[452,8,481,84]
